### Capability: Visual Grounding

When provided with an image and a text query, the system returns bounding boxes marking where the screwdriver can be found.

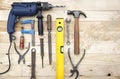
[40,38,44,68]
[47,14,52,65]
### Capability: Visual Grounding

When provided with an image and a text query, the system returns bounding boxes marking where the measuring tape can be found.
[56,18,64,79]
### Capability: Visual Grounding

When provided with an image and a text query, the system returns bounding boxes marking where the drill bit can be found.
[47,14,52,65]
[52,5,65,8]
[40,38,44,68]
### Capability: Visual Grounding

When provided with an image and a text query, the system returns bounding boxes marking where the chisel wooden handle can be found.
[74,18,80,55]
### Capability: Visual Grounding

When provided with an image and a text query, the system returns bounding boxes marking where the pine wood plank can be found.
[0,63,120,76]
[0,10,120,21]
[0,76,119,79]
[1,0,120,10]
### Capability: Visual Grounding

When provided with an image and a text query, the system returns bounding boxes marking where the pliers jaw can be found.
[18,57,25,64]
[14,42,30,64]
[69,68,79,79]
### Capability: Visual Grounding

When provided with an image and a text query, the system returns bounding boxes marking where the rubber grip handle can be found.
[7,10,16,34]
[74,18,80,55]
[38,18,43,35]
[47,14,52,30]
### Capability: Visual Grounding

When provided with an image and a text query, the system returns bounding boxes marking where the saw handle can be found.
[74,18,80,55]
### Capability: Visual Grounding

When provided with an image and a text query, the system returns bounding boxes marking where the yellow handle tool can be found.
[56,18,64,79]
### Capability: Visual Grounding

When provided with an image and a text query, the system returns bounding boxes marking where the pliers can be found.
[68,48,85,79]
[14,42,30,64]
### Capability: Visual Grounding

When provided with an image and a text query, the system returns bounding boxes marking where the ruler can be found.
[56,18,64,79]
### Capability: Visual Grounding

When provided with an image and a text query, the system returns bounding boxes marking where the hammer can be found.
[67,10,87,55]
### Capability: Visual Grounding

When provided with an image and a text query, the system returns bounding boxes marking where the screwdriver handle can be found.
[47,14,52,31]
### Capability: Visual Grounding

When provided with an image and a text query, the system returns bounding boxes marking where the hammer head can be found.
[67,10,87,18]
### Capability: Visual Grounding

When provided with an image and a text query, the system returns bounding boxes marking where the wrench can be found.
[65,18,71,45]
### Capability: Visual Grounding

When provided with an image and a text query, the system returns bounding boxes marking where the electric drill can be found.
[7,2,64,42]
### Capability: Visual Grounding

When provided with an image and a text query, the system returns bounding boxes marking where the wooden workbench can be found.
[0,0,120,79]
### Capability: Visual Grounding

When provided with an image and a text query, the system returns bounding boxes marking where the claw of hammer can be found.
[67,10,87,18]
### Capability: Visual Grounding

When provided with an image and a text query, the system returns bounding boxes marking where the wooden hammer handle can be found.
[74,18,80,55]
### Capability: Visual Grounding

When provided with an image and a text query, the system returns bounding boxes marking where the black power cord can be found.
[0,42,12,75]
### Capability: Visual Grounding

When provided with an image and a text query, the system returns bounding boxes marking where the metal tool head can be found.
[65,18,71,23]
[14,42,30,64]
[68,49,86,79]
[31,48,36,53]
[67,10,87,18]
[69,69,79,79]
[21,20,35,24]
[18,56,25,64]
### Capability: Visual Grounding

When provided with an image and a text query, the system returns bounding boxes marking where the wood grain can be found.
[0,0,120,79]
[1,0,120,10]
[1,10,120,21]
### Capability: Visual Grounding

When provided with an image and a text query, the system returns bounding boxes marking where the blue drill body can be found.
[7,2,37,34]
[7,2,53,42]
